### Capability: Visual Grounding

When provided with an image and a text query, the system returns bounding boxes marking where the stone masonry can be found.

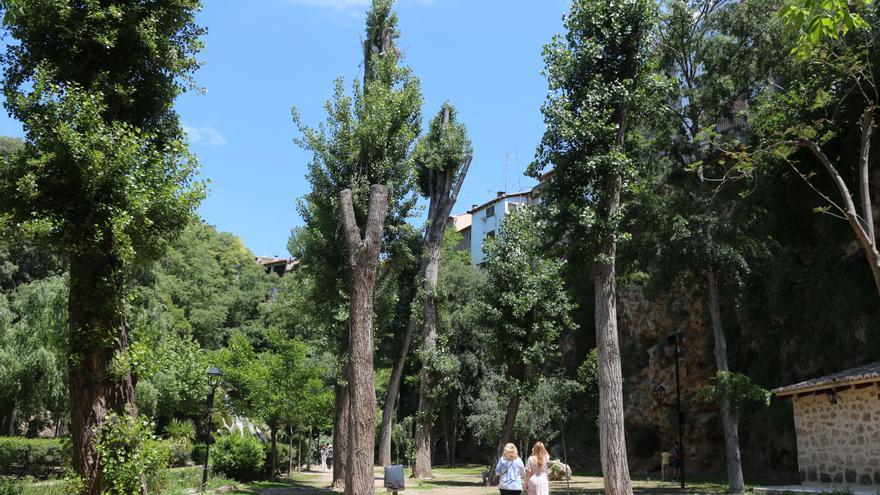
[792,385,880,487]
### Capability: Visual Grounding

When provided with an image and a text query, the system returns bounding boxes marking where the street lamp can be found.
[201,367,223,493]
[666,332,685,489]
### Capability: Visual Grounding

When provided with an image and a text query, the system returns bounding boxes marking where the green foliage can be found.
[211,434,266,482]
[0,481,22,495]
[529,0,661,257]
[164,419,197,467]
[413,102,472,197]
[391,416,416,465]
[0,0,205,357]
[481,208,576,384]
[697,371,772,409]
[577,348,599,399]
[291,0,422,364]
[95,413,170,495]
[0,276,68,433]
[191,444,208,466]
[0,437,63,477]
[780,0,872,56]
[148,220,278,350]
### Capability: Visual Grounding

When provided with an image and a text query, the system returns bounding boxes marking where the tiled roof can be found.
[773,362,880,396]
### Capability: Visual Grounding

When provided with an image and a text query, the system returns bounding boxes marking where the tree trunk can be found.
[341,185,388,495]
[595,172,634,495]
[332,382,349,488]
[450,411,458,468]
[288,427,294,476]
[489,396,521,486]
[378,316,414,466]
[706,269,745,493]
[306,425,313,472]
[67,255,137,495]
[269,422,278,478]
[7,403,16,436]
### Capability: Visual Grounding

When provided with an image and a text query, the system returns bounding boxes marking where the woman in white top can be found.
[525,441,550,495]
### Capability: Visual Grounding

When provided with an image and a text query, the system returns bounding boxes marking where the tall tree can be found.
[292,0,421,485]
[407,104,472,477]
[529,1,658,494]
[643,1,783,490]
[340,185,388,495]
[0,2,204,493]
[479,208,575,484]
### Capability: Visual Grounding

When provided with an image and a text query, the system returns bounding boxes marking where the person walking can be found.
[494,443,526,495]
[525,442,550,495]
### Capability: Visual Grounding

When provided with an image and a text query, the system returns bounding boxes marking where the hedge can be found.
[0,437,64,477]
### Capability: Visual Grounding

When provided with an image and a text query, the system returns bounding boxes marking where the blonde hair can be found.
[532,442,549,470]
[503,443,518,460]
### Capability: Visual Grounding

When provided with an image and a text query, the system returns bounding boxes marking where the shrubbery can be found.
[0,437,63,477]
[211,434,265,482]
[95,413,170,495]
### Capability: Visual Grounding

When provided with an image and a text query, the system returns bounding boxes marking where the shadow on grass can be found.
[229,479,336,494]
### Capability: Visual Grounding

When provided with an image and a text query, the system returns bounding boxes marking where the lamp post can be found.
[666,332,685,489]
[201,366,223,493]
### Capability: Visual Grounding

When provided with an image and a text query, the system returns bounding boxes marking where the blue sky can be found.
[0,0,570,257]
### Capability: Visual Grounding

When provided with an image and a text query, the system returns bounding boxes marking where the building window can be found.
[485,204,495,218]
[486,230,495,239]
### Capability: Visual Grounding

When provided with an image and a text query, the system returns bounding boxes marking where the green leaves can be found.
[696,371,771,409]
[780,0,872,57]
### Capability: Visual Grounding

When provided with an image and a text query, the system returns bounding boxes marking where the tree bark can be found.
[306,425,313,472]
[269,422,278,478]
[332,382,349,488]
[341,185,388,495]
[412,113,472,477]
[378,317,414,466]
[706,269,745,493]
[288,426,294,476]
[7,403,16,436]
[489,395,521,486]
[67,254,137,495]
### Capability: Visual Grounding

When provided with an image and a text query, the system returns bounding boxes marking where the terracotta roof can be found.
[773,362,880,397]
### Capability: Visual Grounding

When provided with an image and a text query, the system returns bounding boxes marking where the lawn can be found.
[6,466,730,495]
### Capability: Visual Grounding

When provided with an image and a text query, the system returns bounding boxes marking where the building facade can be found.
[465,191,531,266]
[773,363,880,489]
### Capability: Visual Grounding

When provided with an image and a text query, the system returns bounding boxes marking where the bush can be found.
[0,481,22,495]
[0,437,64,477]
[191,443,207,465]
[211,434,265,482]
[95,413,170,495]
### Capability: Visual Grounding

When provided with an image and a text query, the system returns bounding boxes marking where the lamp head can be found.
[207,367,223,388]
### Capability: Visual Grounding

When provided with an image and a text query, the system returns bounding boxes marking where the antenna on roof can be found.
[504,149,510,194]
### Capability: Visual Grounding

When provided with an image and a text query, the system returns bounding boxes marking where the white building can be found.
[465,191,531,266]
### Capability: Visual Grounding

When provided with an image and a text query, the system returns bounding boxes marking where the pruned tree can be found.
[291,0,422,486]
[529,1,658,494]
[0,2,204,493]
[405,103,472,478]
[340,185,388,495]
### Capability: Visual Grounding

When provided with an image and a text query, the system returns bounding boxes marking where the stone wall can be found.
[793,385,880,487]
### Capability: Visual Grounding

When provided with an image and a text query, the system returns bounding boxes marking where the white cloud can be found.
[183,124,227,147]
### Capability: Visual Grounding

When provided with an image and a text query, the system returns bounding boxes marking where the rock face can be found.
[793,386,880,488]
[547,459,572,481]
[616,285,721,474]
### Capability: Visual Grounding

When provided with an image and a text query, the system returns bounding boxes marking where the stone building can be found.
[773,362,880,489]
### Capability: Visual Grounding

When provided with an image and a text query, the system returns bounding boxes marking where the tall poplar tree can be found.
[407,104,472,478]
[291,0,421,487]
[0,2,204,493]
[529,1,658,494]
